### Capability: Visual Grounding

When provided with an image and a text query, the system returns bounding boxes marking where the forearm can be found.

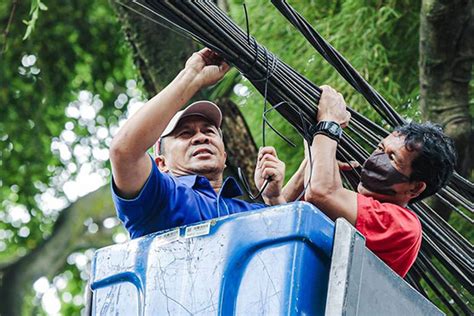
[282,158,307,202]
[303,86,357,223]
[305,135,357,223]
[308,135,343,195]
[111,68,201,159]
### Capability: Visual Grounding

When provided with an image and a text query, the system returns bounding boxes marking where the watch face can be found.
[313,121,342,141]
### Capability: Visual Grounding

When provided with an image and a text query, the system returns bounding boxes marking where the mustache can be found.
[190,145,215,156]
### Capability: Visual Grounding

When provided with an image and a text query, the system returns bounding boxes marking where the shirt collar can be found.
[175,174,199,188]
[220,177,244,198]
[175,175,244,198]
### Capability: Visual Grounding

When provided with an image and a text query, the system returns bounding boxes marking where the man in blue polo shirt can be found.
[109,48,288,239]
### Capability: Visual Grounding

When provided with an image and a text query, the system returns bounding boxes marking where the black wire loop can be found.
[126,1,474,313]
[238,167,271,201]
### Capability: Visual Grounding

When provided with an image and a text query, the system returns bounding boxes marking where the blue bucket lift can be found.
[89,202,443,315]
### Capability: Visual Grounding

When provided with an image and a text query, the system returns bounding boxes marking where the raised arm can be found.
[281,157,307,202]
[304,86,358,224]
[109,48,229,199]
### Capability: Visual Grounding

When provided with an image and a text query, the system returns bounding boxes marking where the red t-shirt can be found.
[355,194,422,277]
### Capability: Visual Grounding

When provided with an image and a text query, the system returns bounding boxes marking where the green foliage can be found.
[0,0,470,315]
[1,0,136,313]
[228,0,421,177]
[1,0,132,253]
[22,0,48,40]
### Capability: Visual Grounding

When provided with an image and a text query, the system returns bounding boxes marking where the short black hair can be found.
[395,122,457,202]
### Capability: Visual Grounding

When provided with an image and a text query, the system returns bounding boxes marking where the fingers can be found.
[340,110,351,128]
[319,85,345,109]
[337,160,360,171]
[337,161,350,171]
[197,48,225,66]
[196,47,211,55]
[259,160,282,171]
[255,146,285,182]
[187,48,227,70]
[257,154,281,170]
[254,147,285,202]
[219,61,230,73]
[318,84,350,126]
[256,146,280,169]
[257,146,277,159]
[320,85,340,98]
[196,48,213,63]
[261,167,279,180]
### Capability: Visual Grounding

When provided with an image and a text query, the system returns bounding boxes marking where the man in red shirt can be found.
[301,86,456,277]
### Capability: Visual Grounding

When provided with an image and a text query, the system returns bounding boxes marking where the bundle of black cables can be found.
[125,1,472,314]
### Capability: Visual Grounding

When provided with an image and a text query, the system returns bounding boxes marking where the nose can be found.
[191,131,210,145]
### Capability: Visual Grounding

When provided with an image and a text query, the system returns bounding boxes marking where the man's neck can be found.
[376,196,409,208]
[204,172,223,193]
[209,178,223,193]
[170,169,223,193]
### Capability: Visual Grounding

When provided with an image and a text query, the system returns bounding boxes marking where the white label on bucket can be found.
[184,222,211,238]
[161,228,180,241]
[153,228,180,247]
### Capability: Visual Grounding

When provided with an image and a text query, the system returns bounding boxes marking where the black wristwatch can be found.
[309,121,342,142]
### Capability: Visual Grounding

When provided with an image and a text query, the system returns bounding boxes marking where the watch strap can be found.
[309,121,342,142]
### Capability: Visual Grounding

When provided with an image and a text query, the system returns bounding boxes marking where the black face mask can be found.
[360,151,410,196]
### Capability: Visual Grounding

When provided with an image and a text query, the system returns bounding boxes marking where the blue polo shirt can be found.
[112,156,266,239]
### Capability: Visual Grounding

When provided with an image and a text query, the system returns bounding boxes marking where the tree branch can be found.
[0,185,116,316]
[1,0,19,54]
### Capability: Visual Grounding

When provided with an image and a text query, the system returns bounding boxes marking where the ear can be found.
[155,156,169,173]
[408,181,426,199]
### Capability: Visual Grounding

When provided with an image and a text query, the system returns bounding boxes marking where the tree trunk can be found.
[218,97,259,194]
[419,0,473,177]
[0,2,258,315]
[110,0,258,185]
[419,0,473,221]
[0,186,115,316]
[110,0,198,96]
